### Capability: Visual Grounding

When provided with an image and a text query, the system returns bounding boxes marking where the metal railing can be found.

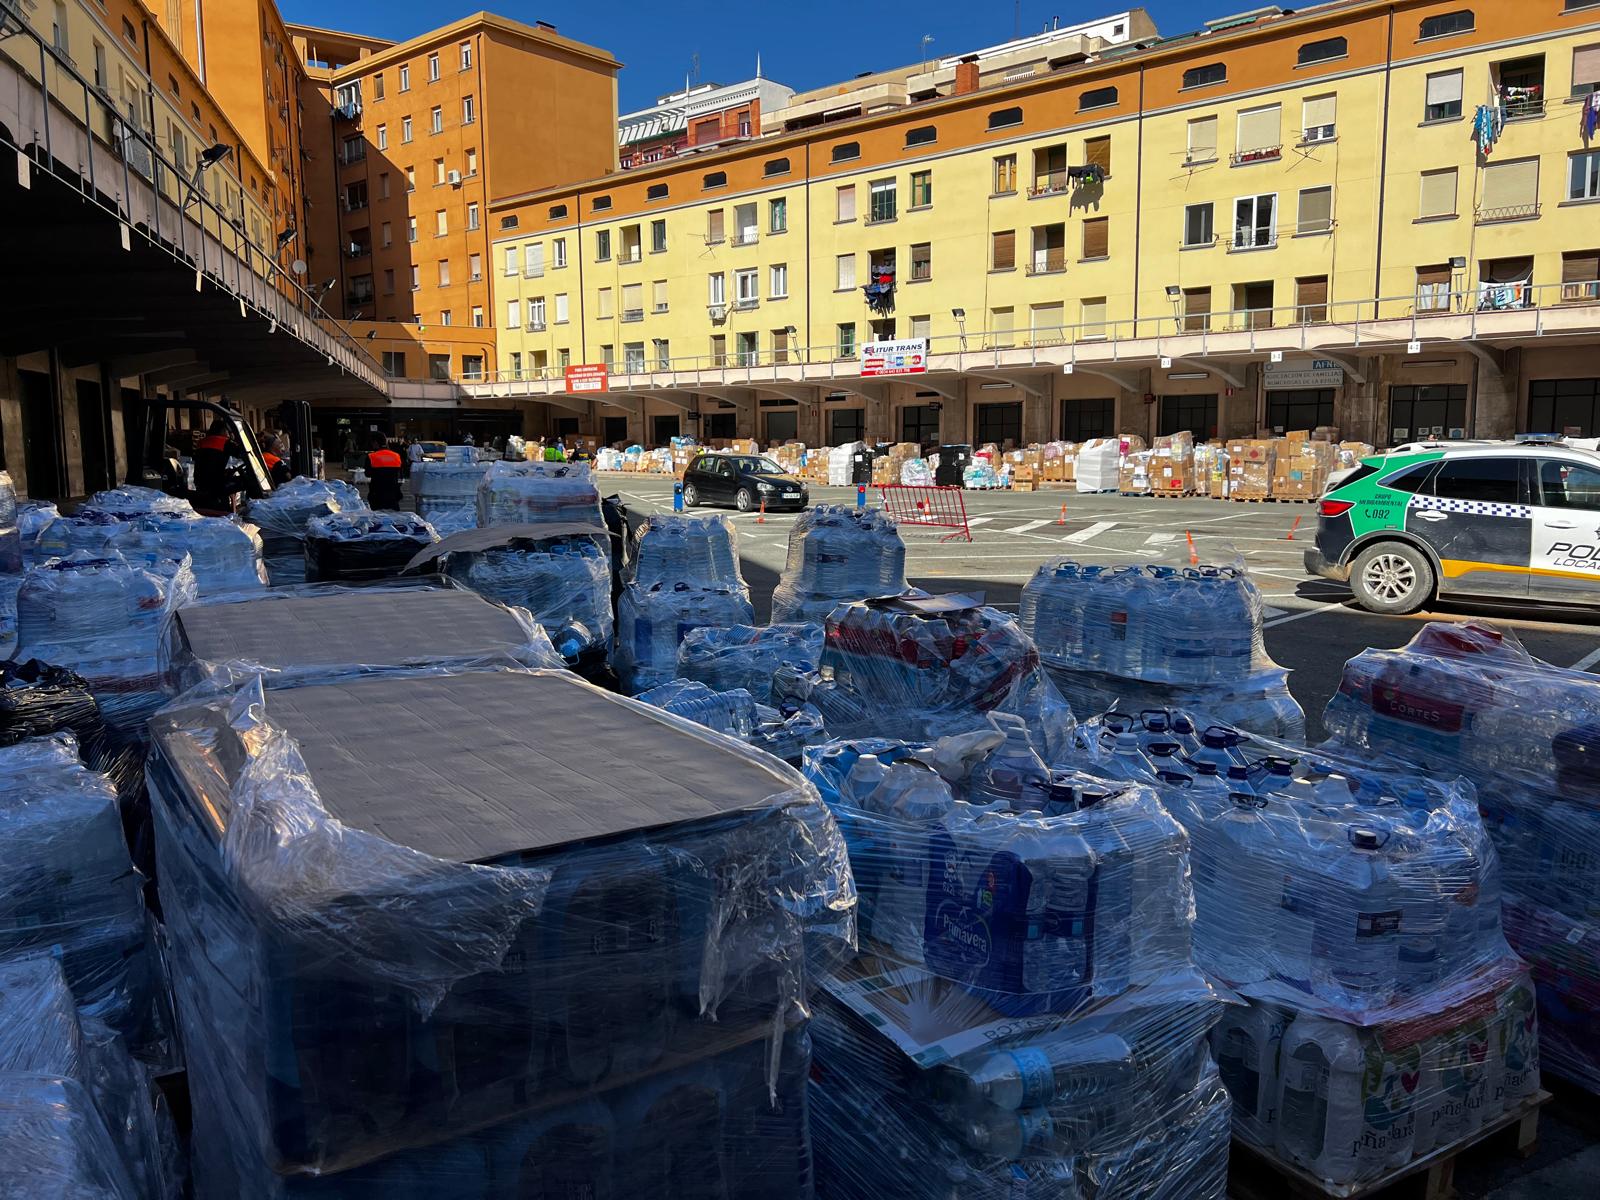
[456,279,1600,389]
[730,229,759,246]
[0,15,383,389]
[1230,145,1283,165]
[621,308,644,323]
[1229,228,1279,251]
[1500,92,1545,120]
[1026,250,1067,275]
[1476,203,1541,224]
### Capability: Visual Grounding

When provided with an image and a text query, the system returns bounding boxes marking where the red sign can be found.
[564,363,609,393]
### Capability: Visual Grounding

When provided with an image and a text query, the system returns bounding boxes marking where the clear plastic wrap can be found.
[675,623,824,703]
[15,552,199,737]
[147,668,853,1193]
[17,500,61,566]
[1323,620,1600,1089]
[1021,559,1303,739]
[0,1074,139,1199]
[81,486,196,520]
[476,461,602,528]
[245,477,368,586]
[1074,438,1121,492]
[0,736,170,1067]
[0,471,19,577]
[625,512,744,589]
[33,511,134,561]
[303,511,438,583]
[768,505,907,624]
[774,594,1075,759]
[640,678,829,766]
[0,958,177,1198]
[612,581,756,695]
[826,443,861,487]
[412,460,489,536]
[109,513,268,597]
[160,579,563,696]
[443,533,613,660]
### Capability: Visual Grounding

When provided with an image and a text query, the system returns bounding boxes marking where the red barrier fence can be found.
[877,484,973,542]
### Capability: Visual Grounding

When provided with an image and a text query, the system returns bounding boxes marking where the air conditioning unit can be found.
[448,169,463,186]
[707,304,728,322]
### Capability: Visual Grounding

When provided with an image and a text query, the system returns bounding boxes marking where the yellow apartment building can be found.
[481,0,1600,451]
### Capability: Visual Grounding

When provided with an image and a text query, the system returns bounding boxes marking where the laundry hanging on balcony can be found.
[862,269,896,316]
[1068,163,1105,187]
[1472,102,1504,157]
[1582,92,1600,141]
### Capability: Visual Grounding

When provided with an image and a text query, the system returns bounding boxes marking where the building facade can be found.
[483,0,1600,451]
[619,76,796,169]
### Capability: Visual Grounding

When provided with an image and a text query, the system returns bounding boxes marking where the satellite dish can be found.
[291,258,308,276]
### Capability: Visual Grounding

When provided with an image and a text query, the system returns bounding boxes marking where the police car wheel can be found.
[1350,542,1434,615]
[682,483,699,507]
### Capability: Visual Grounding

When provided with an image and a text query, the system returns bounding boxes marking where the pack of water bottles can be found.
[15,551,198,737]
[675,623,824,702]
[246,476,368,585]
[1213,967,1541,1189]
[476,460,602,527]
[1323,620,1600,1089]
[1021,558,1304,739]
[80,485,196,520]
[639,678,828,765]
[0,957,180,1198]
[16,499,58,566]
[106,513,268,596]
[0,736,170,1069]
[303,510,438,582]
[769,505,907,623]
[412,460,489,535]
[613,580,756,694]
[146,667,853,1196]
[779,593,1075,755]
[625,512,743,588]
[443,532,613,660]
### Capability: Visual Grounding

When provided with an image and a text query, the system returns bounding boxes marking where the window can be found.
[837,323,857,358]
[976,402,1023,447]
[471,307,484,329]
[1233,194,1277,249]
[1538,457,1600,506]
[440,311,453,327]
[910,170,933,208]
[1418,168,1458,219]
[765,157,790,177]
[434,157,447,184]
[836,253,856,290]
[406,166,417,191]
[1302,94,1337,142]
[1079,217,1108,260]
[343,136,367,165]
[868,179,897,223]
[1532,381,1600,439]
[499,215,517,231]
[1235,105,1282,162]
[771,328,793,365]
[520,296,543,330]
[600,344,614,370]
[505,247,519,275]
[1266,389,1336,432]
[462,95,475,124]
[592,229,610,262]
[653,338,672,369]
[1183,63,1226,89]
[905,125,937,147]
[465,203,480,231]
[121,16,137,45]
[374,74,385,100]
[902,403,939,444]
[435,210,448,236]
[831,408,866,444]
[1433,459,1519,504]
[770,263,789,297]
[410,265,421,290]
[706,209,725,243]
[1182,287,1212,331]
[1080,85,1118,111]
[382,350,405,377]
[1184,203,1215,247]
[992,229,1016,271]
[708,272,727,306]
[400,65,412,91]
[988,106,1023,130]
[990,306,1015,346]
[1296,186,1333,234]
[1160,395,1218,439]
[832,141,860,162]
[703,170,727,189]
[735,268,759,307]
[377,124,389,150]
[910,243,932,282]
[558,348,570,369]
[836,184,856,222]
[379,173,392,199]
[1389,384,1468,442]
[408,216,418,242]
[644,183,669,203]
[593,196,612,213]
[1415,264,1454,312]
[549,204,568,219]
[1480,157,1540,220]
[553,237,567,268]
[597,287,613,319]
[402,116,414,142]
[1573,45,1600,97]
[431,106,443,134]
[1297,36,1347,66]
[461,40,473,70]
[469,254,481,281]
[652,280,669,313]
[994,154,1018,194]
[1084,136,1112,176]
[438,259,451,286]
[381,222,393,247]
[1562,250,1600,301]
[733,203,758,245]
[524,243,545,277]
[1033,144,1068,194]
[428,52,440,81]
[1296,275,1329,323]
[650,219,667,253]
[769,197,787,233]
[619,341,644,373]
[1186,116,1218,164]
[1424,70,1463,121]
[554,293,570,323]
[1031,224,1067,273]
[1063,397,1114,441]
[1419,10,1474,40]
[1570,151,1600,201]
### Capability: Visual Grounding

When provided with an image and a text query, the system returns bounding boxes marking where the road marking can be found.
[1264,603,1341,628]
[1009,519,1051,534]
[1064,520,1117,544]
[1143,532,1176,546]
[1573,646,1600,672]
[965,516,994,527]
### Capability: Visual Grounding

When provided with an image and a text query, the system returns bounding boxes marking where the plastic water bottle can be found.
[939,1101,1056,1159]
[846,753,891,807]
[1313,825,1402,1009]
[1211,1003,1291,1147]
[967,714,1051,811]
[949,1031,1132,1112]
[869,762,955,964]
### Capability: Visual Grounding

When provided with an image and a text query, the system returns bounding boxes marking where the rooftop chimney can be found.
[954,54,980,95]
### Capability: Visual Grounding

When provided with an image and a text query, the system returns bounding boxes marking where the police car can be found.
[1305,439,1600,614]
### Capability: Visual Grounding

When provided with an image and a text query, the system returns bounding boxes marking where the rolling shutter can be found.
[1480,158,1539,213]
[1236,105,1282,153]
[992,229,1016,270]
[1082,217,1109,258]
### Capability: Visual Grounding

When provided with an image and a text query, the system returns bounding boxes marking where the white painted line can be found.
[1064,520,1117,544]
[1572,646,1600,672]
[965,516,994,527]
[1264,604,1340,628]
[1009,519,1050,534]
[1143,532,1176,546]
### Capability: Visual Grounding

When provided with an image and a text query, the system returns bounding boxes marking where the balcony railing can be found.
[1500,90,1544,120]
[734,297,759,311]
[527,319,547,332]
[1027,250,1067,275]
[1231,145,1282,166]
[333,102,362,121]
[1476,203,1541,224]
[730,229,759,246]
[1229,228,1278,251]
[619,248,642,263]
[621,308,644,322]
[1028,172,1069,197]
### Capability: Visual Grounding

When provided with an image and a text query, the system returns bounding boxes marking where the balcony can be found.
[734,297,759,312]
[1229,228,1279,252]
[333,102,362,121]
[527,319,547,332]
[346,244,371,260]
[730,230,759,246]
[1230,146,1282,166]
[1026,250,1067,275]
[1476,203,1541,225]
[1029,173,1069,197]
[341,146,366,166]
[619,248,642,264]
[522,266,545,279]
[621,308,644,323]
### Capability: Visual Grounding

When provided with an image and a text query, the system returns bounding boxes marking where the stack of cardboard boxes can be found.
[1226,438,1278,500]
[1148,431,1196,496]
[1271,432,1337,500]
[1042,441,1077,484]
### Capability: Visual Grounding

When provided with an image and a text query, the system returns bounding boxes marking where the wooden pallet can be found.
[1228,1091,1548,1200]
[1149,489,1196,499]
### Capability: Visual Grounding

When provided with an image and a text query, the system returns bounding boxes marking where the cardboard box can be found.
[1226,439,1277,499]
[1118,452,1152,494]
[1011,465,1038,492]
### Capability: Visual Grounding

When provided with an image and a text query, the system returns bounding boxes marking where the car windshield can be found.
[421,442,445,453]
[738,456,784,474]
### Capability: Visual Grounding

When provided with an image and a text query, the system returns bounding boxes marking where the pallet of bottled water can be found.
[246,477,367,586]
[476,460,601,527]
[769,505,907,624]
[1323,620,1600,1091]
[639,678,827,765]
[414,459,490,535]
[304,511,438,583]
[613,580,755,694]
[675,623,824,703]
[444,533,613,660]
[1021,558,1304,738]
[625,513,743,589]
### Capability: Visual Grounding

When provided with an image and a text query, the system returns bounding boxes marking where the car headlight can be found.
[757,481,776,493]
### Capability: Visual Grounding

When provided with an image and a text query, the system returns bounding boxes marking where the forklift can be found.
[126,397,315,516]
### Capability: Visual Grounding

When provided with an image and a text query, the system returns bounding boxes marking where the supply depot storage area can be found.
[2,463,1600,1200]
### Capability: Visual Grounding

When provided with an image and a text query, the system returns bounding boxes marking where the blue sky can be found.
[280,1,1200,112]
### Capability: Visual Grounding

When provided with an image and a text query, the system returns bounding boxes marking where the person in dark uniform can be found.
[193,419,247,512]
[365,434,404,510]
[261,435,293,487]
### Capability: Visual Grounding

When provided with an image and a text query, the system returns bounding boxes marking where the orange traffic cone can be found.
[1056,503,1067,526]
[1285,515,1303,541]
[757,499,766,524]
[1186,530,1199,566]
